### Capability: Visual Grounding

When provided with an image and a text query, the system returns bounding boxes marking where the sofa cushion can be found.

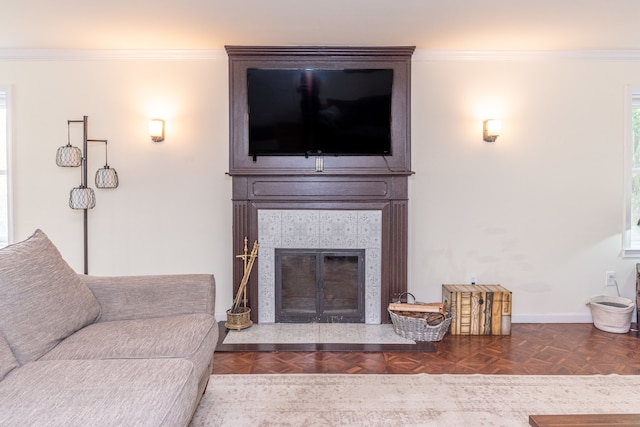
[41,313,215,361]
[0,333,18,381]
[0,358,197,427]
[0,229,100,364]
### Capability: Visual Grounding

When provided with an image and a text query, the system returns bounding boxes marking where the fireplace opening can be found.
[275,248,365,323]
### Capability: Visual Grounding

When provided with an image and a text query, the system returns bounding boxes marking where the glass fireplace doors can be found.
[275,249,365,323]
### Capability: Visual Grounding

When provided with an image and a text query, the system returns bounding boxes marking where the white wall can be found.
[0,53,234,317]
[2,50,639,322]
[410,54,640,322]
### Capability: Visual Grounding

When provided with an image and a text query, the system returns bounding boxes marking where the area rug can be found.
[190,374,640,426]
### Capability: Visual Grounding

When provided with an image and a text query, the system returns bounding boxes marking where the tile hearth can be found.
[223,323,414,345]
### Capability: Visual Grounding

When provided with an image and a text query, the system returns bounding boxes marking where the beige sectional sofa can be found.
[0,229,218,426]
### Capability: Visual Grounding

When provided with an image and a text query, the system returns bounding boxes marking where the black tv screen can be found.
[247,68,393,157]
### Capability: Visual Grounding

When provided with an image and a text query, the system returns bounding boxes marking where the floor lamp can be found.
[55,116,119,274]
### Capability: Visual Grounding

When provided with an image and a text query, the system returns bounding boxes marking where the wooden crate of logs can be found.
[442,284,512,335]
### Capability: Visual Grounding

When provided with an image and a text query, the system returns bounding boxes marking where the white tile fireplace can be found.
[257,209,382,324]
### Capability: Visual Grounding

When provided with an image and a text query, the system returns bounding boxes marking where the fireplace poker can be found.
[236,238,249,311]
[231,240,259,313]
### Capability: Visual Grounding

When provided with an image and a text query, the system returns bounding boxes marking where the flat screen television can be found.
[247,68,394,158]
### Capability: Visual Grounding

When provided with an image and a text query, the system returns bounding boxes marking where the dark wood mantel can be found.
[227,46,415,323]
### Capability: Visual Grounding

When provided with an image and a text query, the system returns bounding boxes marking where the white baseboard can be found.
[513,311,638,324]
[512,314,593,323]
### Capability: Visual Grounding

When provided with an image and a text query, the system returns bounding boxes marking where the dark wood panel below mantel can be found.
[252,180,388,198]
[232,175,409,201]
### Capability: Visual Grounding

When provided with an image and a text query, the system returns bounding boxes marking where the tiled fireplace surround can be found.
[257,209,382,324]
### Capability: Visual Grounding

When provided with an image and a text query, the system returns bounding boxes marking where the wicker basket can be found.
[388,310,452,342]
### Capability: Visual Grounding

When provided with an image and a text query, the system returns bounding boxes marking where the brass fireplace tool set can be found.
[225,238,259,331]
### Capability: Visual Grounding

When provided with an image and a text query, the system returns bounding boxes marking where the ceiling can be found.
[2,1,639,51]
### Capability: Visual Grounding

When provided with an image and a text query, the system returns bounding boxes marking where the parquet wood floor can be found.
[212,323,640,375]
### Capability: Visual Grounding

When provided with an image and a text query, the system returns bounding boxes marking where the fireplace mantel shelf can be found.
[226,170,415,177]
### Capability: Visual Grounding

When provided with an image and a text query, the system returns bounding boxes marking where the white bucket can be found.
[588,295,634,333]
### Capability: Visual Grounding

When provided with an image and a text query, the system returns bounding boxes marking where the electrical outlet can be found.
[470,275,478,285]
[605,271,616,286]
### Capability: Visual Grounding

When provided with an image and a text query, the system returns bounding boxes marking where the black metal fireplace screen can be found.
[275,248,365,323]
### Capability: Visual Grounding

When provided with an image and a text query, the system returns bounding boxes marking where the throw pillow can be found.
[0,229,100,364]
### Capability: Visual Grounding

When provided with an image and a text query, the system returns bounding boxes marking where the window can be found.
[624,88,640,256]
[0,86,11,248]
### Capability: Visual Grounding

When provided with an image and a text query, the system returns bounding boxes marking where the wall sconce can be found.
[483,119,501,142]
[149,119,165,142]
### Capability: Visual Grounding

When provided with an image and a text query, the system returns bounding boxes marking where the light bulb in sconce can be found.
[483,119,501,142]
[149,119,165,142]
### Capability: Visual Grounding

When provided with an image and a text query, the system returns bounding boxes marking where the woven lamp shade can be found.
[95,166,119,189]
[69,186,96,209]
[56,144,82,167]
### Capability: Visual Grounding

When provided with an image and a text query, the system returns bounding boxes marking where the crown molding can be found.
[412,49,640,62]
[0,49,227,61]
[2,48,640,62]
